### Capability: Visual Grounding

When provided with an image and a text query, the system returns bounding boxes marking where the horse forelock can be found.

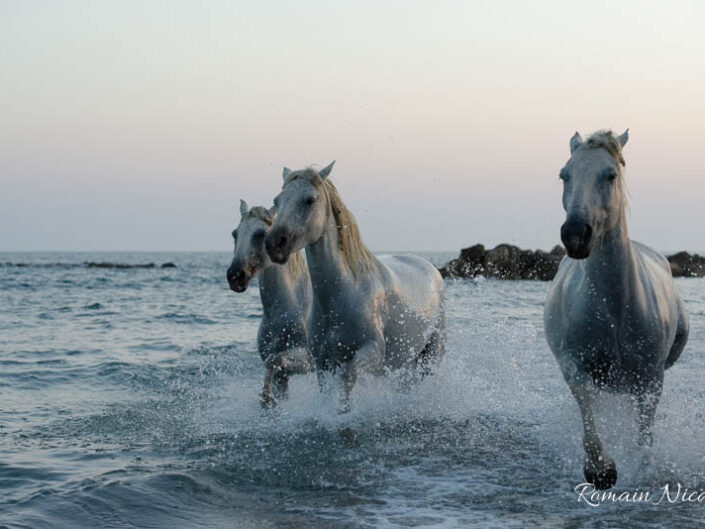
[243,206,274,226]
[582,130,626,169]
[281,167,375,279]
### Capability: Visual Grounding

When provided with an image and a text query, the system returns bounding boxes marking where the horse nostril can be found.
[227,267,246,285]
[265,230,290,260]
[583,224,592,240]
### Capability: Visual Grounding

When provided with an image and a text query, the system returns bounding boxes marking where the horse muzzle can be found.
[561,218,593,259]
[265,229,292,265]
[227,266,251,292]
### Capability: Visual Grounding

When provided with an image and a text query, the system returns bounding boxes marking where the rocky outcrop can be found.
[667,252,705,277]
[85,262,156,269]
[439,245,705,280]
[439,244,565,280]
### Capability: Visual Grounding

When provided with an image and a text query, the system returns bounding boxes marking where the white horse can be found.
[264,162,445,410]
[544,130,689,489]
[227,200,314,407]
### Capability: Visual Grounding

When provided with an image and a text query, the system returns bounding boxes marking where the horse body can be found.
[546,228,688,390]
[265,163,444,409]
[227,201,314,406]
[306,241,444,374]
[544,130,689,489]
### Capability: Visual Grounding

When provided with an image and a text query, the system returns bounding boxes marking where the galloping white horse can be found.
[264,162,445,410]
[544,130,689,489]
[227,200,314,406]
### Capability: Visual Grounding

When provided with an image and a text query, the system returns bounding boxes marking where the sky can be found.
[1,0,704,252]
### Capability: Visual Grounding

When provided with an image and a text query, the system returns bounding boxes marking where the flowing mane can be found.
[283,167,376,278]
[244,206,307,280]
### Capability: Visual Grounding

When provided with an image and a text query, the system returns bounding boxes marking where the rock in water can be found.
[440,245,705,280]
[439,244,566,280]
[85,262,156,269]
[668,251,705,277]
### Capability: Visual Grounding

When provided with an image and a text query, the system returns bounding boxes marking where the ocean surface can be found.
[1,251,705,528]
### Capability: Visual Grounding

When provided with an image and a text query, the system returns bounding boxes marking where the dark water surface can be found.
[1,252,704,528]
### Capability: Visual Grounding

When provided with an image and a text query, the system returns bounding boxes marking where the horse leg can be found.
[272,370,289,401]
[567,370,617,489]
[415,329,445,376]
[262,348,314,405]
[340,340,384,413]
[635,376,663,447]
[261,365,276,409]
[278,347,315,375]
[665,307,689,369]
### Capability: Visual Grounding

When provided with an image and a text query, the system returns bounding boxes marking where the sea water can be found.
[1,252,704,528]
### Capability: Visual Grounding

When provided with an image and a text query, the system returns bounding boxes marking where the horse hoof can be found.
[637,431,653,447]
[260,394,277,410]
[584,459,618,490]
[338,427,357,446]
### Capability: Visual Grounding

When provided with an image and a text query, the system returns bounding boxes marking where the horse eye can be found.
[252,230,265,240]
[305,196,316,206]
[606,171,617,181]
[231,230,238,240]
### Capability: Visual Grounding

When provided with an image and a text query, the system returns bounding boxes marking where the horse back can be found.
[632,240,671,276]
[377,254,444,317]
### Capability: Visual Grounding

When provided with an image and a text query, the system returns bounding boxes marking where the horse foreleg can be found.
[567,371,617,489]
[272,370,289,401]
[340,340,384,413]
[278,347,315,375]
[261,366,276,409]
[263,348,315,405]
[635,376,663,447]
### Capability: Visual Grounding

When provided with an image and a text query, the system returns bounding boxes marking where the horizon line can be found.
[1,245,701,255]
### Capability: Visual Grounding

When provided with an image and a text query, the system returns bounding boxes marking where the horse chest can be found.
[308,295,382,364]
[314,313,371,342]
[564,296,665,385]
[258,313,307,357]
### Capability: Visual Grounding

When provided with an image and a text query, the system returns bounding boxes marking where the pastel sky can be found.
[1,1,704,252]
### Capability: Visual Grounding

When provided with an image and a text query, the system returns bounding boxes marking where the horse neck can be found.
[258,261,301,317]
[583,209,635,297]
[304,206,360,307]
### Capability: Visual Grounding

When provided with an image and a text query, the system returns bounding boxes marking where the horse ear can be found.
[239,199,249,217]
[282,167,292,180]
[319,161,336,179]
[617,129,629,147]
[570,132,583,154]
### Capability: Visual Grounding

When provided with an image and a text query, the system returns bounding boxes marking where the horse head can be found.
[559,129,629,259]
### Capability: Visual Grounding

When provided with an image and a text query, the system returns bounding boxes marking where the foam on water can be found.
[1,252,704,528]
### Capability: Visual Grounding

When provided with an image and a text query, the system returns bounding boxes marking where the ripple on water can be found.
[155,312,218,325]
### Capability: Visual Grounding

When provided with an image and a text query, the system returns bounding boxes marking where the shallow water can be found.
[1,251,704,528]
